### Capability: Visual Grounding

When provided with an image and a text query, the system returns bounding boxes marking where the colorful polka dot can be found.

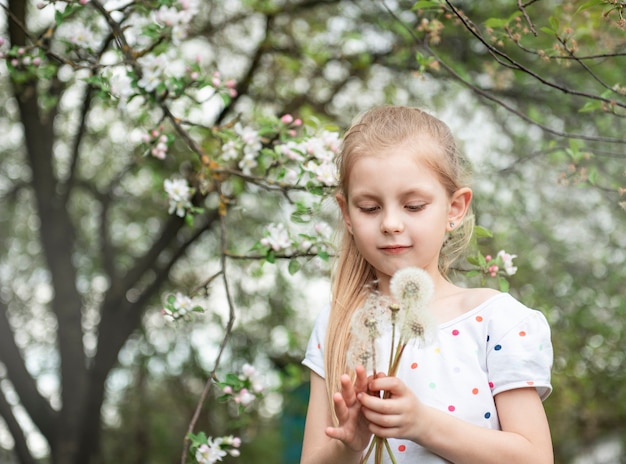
[398,444,406,452]
[410,362,418,369]
[452,329,460,336]
[448,405,456,412]
[429,382,437,389]
[494,344,502,351]
[476,315,483,322]
[486,335,490,342]
[484,412,491,419]
[489,381,494,389]
[519,331,527,337]
[527,380,535,386]
[317,343,321,349]
[472,388,479,395]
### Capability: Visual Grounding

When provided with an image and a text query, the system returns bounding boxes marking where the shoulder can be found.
[480,292,552,343]
[459,287,501,311]
[433,286,500,323]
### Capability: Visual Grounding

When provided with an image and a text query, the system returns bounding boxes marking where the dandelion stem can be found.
[371,336,377,378]
[375,436,384,463]
[389,341,406,379]
[361,438,376,464]
[388,304,399,375]
[384,438,399,464]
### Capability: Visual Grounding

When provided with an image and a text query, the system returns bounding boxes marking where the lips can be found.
[379,245,411,254]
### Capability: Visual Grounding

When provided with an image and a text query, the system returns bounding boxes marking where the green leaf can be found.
[575,0,604,15]
[411,0,441,11]
[484,18,509,29]
[549,16,560,32]
[288,259,301,275]
[579,100,603,113]
[484,12,521,29]
[317,250,330,261]
[474,225,493,238]
[498,276,510,292]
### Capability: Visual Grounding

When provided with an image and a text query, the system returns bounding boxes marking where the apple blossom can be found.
[497,250,518,275]
[164,178,194,217]
[259,223,292,252]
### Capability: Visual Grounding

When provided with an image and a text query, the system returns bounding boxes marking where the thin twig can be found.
[517,0,537,36]
[180,185,237,464]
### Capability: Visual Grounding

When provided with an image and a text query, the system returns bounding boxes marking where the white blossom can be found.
[58,22,102,51]
[164,178,193,217]
[195,438,227,464]
[235,123,262,158]
[304,160,337,186]
[238,154,258,176]
[497,250,518,275]
[260,223,292,251]
[137,53,168,92]
[221,139,239,161]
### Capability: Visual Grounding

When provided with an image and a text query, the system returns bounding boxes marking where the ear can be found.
[335,192,353,234]
[447,187,472,231]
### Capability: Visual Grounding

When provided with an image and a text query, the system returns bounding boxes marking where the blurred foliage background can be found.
[0,0,624,463]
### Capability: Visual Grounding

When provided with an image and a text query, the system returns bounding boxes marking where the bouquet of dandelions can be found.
[347,267,437,464]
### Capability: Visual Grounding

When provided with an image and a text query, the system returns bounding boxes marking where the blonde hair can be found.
[324,106,474,422]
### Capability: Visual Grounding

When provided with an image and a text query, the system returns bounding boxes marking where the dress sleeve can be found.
[302,304,330,379]
[487,308,553,400]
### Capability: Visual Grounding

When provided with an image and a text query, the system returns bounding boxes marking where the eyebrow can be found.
[350,187,435,201]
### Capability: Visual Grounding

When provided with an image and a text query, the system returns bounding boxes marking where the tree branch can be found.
[0,385,37,464]
[7,3,88,456]
[383,2,626,146]
[216,14,274,125]
[444,1,626,110]
[180,207,236,464]
[0,298,57,442]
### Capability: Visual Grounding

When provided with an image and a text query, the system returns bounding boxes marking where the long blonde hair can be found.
[324,106,474,422]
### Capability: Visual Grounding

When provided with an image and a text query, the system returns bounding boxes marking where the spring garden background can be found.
[0,1,624,463]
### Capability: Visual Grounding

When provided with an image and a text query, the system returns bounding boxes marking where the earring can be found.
[449,222,455,229]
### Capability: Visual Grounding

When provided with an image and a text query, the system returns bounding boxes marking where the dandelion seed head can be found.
[349,293,391,342]
[390,267,437,347]
[346,337,373,371]
[390,267,434,307]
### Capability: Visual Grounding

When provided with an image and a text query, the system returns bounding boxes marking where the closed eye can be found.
[358,206,379,213]
[406,204,426,211]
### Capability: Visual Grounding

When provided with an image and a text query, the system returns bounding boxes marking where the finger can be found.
[354,365,368,393]
[358,392,398,415]
[339,374,357,406]
[369,375,404,395]
[332,391,351,423]
[325,425,349,441]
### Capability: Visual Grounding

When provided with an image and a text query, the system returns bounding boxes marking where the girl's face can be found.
[337,142,471,295]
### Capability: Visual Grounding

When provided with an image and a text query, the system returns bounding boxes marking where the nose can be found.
[380,210,404,234]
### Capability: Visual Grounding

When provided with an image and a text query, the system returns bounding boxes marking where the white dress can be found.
[302,292,553,463]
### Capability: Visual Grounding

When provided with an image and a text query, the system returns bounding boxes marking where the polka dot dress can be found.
[303,293,553,464]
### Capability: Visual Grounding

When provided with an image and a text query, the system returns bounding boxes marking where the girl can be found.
[301,106,553,463]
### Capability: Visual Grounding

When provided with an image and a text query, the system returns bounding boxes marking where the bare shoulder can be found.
[433,285,501,323]
[460,286,501,309]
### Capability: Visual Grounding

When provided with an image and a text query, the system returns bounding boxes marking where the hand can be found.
[358,375,428,442]
[325,365,373,452]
